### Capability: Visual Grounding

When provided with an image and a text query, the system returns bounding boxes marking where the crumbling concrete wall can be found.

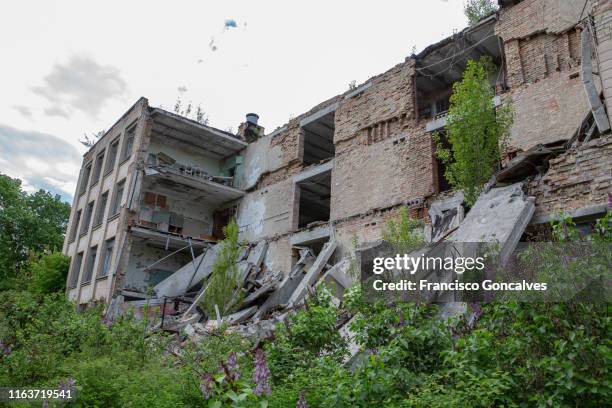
[497,0,594,151]
[237,178,294,242]
[528,135,612,219]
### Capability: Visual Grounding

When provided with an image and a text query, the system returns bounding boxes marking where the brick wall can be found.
[330,126,434,221]
[335,60,416,149]
[527,135,612,218]
[497,0,594,151]
[506,71,590,149]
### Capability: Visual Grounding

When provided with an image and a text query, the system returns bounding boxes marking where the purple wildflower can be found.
[399,311,406,326]
[200,373,214,400]
[0,341,11,356]
[471,302,483,321]
[102,317,113,329]
[226,352,240,382]
[450,325,460,342]
[59,377,76,393]
[41,400,49,408]
[252,348,271,396]
[296,390,309,408]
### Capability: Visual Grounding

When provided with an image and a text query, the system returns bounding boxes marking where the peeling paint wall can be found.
[148,136,221,175]
[237,179,294,242]
[139,179,216,237]
[239,133,284,190]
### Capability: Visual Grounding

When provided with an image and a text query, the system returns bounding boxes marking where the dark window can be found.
[296,170,331,229]
[105,138,119,174]
[301,111,335,165]
[79,163,92,195]
[111,180,125,216]
[68,210,81,243]
[95,192,108,226]
[81,201,94,235]
[99,238,115,278]
[82,246,97,284]
[435,131,453,193]
[121,125,136,161]
[69,252,83,288]
[435,98,450,116]
[91,151,105,185]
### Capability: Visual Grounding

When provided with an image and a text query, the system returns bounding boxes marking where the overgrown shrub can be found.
[201,220,245,317]
[434,57,513,205]
[27,252,70,294]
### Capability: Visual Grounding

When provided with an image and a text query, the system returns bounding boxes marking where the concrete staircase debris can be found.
[154,244,221,298]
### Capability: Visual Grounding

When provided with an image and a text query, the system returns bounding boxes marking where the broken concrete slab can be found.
[246,240,268,268]
[253,252,316,320]
[154,244,221,298]
[428,191,465,243]
[224,305,258,325]
[163,312,201,332]
[183,323,196,337]
[318,259,353,299]
[338,315,361,365]
[288,238,337,307]
[240,283,278,308]
[449,182,535,266]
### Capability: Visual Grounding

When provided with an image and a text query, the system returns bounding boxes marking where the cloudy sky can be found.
[0,0,468,202]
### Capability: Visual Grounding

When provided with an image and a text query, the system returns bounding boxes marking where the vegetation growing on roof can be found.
[464,0,498,25]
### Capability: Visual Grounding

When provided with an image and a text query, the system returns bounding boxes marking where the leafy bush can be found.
[27,252,70,294]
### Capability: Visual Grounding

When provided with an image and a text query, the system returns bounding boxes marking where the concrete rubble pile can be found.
[146,231,358,348]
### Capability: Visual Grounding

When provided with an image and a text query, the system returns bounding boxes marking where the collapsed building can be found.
[63,0,612,338]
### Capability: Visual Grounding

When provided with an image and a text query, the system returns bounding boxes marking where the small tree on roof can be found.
[464,0,498,25]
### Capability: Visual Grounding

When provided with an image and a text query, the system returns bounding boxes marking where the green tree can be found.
[201,220,244,316]
[464,0,497,25]
[434,58,513,206]
[28,252,70,294]
[0,174,71,288]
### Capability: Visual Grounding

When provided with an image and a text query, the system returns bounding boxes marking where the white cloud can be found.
[0,124,81,201]
[32,55,128,118]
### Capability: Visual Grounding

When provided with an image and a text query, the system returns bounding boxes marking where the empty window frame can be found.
[91,150,105,186]
[99,238,115,278]
[80,201,95,235]
[78,162,92,195]
[301,110,335,165]
[69,252,84,288]
[110,180,126,216]
[105,138,120,174]
[296,170,331,229]
[94,191,109,226]
[82,245,98,284]
[434,131,453,193]
[121,125,136,161]
[68,209,82,243]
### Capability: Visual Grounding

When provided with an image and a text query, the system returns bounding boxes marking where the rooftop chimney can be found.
[246,113,259,125]
[239,113,264,143]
